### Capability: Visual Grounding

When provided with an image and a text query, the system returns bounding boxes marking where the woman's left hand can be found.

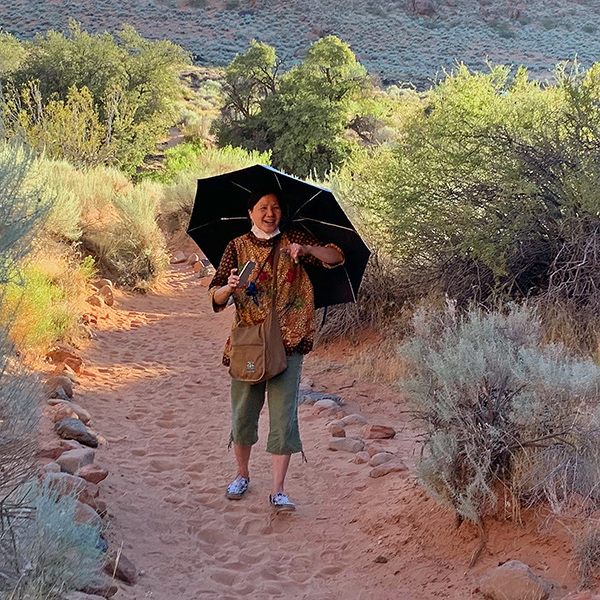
[281,243,310,263]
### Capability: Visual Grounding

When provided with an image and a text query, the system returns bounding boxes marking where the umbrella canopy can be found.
[187,164,371,308]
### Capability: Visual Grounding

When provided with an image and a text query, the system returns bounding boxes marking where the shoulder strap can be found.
[271,241,281,310]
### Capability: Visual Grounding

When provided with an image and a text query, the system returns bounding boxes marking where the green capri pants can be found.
[230,353,303,455]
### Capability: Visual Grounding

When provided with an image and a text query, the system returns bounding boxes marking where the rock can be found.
[355,451,370,464]
[74,500,102,528]
[55,418,98,447]
[369,461,407,478]
[328,437,365,453]
[76,464,109,485]
[39,462,61,474]
[314,399,339,413]
[322,407,346,419]
[300,377,314,389]
[192,261,207,274]
[97,286,114,307]
[56,447,96,474]
[48,402,77,423]
[81,575,119,598]
[70,402,92,425]
[367,443,386,457]
[327,420,346,437]
[47,345,80,365]
[55,362,80,384]
[374,555,388,564]
[364,424,396,439]
[48,387,72,402]
[341,414,368,426]
[64,356,84,374]
[36,439,72,460]
[105,551,139,584]
[170,250,186,264]
[477,560,553,600]
[45,472,100,508]
[65,593,107,600]
[187,253,199,265]
[95,278,113,289]
[369,452,395,467]
[87,294,104,308]
[407,0,436,16]
[299,390,342,405]
[45,375,73,398]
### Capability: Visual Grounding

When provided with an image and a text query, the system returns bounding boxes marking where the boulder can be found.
[477,560,553,600]
[369,461,407,478]
[45,375,73,398]
[56,447,96,474]
[97,286,114,307]
[105,551,139,584]
[55,418,98,447]
[327,420,346,437]
[45,472,100,508]
[328,437,365,453]
[355,451,370,464]
[369,452,395,467]
[170,251,186,264]
[76,464,109,485]
[364,424,396,439]
[341,414,368,426]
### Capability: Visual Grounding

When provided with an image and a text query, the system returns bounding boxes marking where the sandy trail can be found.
[79,265,577,600]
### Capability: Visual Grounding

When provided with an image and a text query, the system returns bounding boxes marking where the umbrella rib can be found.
[232,181,252,193]
[343,266,357,303]
[273,172,283,190]
[291,191,323,219]
[294,217,358,235]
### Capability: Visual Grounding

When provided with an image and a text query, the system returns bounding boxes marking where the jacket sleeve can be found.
[208,240,238,312]
[286,228,345,269]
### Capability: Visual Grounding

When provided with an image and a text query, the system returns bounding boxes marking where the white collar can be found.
[251,224,281,240]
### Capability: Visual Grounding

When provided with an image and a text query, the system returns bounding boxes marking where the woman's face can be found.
[248,194,282,234]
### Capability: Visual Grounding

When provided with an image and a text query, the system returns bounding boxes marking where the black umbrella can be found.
[187,164,371,309]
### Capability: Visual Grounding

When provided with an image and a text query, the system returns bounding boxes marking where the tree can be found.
[216,36,373,178]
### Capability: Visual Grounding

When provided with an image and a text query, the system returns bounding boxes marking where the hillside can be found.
[2,0,599,88]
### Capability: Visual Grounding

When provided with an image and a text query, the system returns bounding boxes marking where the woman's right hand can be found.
[227,268,240,291]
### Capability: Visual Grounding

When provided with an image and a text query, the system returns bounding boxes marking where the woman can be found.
[209,191,344,511]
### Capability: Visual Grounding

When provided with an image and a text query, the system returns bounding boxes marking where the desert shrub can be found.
[575,527,600,589]
[3,480,104,599]
[401,304,600,562]
[1,21,190,172]
[83,182,169,289]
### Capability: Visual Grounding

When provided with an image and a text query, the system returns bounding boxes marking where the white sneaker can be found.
[226,476,249,500]
[269,492,295,512]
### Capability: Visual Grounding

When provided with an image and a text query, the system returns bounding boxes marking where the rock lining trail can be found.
[79,264,577,600]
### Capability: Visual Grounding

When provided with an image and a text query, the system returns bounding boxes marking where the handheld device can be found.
[238,261,256,286]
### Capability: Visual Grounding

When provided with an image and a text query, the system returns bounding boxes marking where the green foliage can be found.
[1,21,191,172]
[216,36,373,178]
[0,33,26,77]
[402,304,600,530]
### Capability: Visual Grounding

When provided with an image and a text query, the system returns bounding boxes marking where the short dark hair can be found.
[247,190,282,212]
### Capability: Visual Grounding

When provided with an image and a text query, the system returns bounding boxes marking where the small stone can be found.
[327,420,346,437]
[299,390,342,405]
[369,452,395,467]
[76,464,109,485]
[81,575,119,598]
[74,500,102,528]
[48,387,72,402]
[97,286,114,307]
[369,461,407,478]
[187,253,199,265]
[55,418,98,447]
[95,278,113,289]
[478,560,553,600]
[45,375,73,398]
[70,402,92,425]
[355,451,370,464]
[39,462,61,474]
[192,261,207,275]
[36,439,73,460]
[65,592,107,600]
[328,437,365,453]
[170,251,186,264]
[49,402,78,423]
[341,414,368,426]
[64,356,84,374]
[364,424,396,439]
[367,443,386,457]
[300,377,314,389]
[87,294,105,308]
[45,472,100,508]
[374,555,388,564]
[55,362,80,384]
[314,399,339,413]
[105,551,139,584]
[56,447,96,474]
